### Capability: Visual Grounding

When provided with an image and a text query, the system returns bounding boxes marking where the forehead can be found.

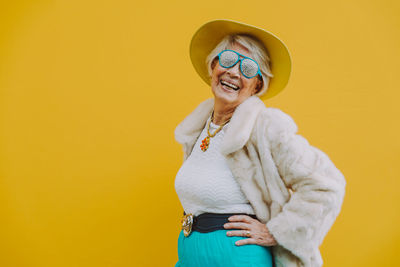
[226,42,253,58]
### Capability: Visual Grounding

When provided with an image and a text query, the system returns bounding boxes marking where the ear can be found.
[211,57,218,70]
[254,78,263,94]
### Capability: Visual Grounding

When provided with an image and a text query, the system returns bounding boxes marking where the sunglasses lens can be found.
[219,50,239,68]
[241,58,259,78]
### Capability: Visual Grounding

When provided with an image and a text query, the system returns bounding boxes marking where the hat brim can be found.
[190,19,292,100]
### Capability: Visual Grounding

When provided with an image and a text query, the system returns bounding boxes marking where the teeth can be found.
[221,80,239,90]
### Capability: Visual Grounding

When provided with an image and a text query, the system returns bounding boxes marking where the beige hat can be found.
[190,19,292,100]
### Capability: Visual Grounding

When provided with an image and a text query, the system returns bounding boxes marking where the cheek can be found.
[240,80,258,96]
[211,72,219,85]
[211,68,224,82]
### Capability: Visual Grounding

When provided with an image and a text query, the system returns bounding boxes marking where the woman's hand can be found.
[223,215,278,247]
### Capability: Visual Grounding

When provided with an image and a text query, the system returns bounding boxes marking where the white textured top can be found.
[174,116,255,216]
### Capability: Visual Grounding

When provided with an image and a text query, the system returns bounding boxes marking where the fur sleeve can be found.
[264,108,346,267]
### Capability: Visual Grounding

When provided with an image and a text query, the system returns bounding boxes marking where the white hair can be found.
[205,34,274,97]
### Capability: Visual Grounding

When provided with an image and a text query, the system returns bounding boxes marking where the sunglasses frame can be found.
[217,49,262,79]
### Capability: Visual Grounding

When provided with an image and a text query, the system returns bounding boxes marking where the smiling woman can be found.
[174,19,346,267]
[209,41,266,123]
[206,34,274,98]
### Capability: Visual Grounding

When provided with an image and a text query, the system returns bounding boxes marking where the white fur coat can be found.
[174,95,346,267]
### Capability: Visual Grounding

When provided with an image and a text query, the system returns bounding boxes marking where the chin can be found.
[215,93,239,105]
[212,87,233,99]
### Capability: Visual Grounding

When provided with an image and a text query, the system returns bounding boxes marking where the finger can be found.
[224,222,250,230]
[234,238,257,246]
[228,215,254,223]
[226,230,251,237]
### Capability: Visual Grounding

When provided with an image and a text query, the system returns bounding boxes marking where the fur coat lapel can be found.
[174,95,266,156]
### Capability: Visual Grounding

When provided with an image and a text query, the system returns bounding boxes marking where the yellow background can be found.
[0,0,399,266]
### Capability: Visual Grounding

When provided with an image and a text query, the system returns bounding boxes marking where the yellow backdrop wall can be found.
[0,0,399,266]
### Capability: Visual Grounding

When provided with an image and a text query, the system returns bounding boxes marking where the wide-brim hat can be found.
[189,19,292,100]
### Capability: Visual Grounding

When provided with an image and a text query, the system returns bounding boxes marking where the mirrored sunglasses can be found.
[217,49,262,79]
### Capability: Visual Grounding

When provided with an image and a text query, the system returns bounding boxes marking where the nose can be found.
[226,61,241,77]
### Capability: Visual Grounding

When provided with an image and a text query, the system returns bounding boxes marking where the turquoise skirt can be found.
[175,229,273,267]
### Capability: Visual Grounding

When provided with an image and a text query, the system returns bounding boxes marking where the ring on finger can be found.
[245,230,251,237]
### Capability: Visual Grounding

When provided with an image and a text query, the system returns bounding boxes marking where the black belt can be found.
[181,211,258,235]
[180,211,276,267]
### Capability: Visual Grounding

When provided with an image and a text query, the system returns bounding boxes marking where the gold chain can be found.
[200,111,230,152]
[207,110,230,136]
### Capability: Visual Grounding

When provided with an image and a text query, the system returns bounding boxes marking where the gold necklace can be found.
[200,111,230,152]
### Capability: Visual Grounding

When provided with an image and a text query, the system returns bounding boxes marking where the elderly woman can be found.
[174,19,346,267]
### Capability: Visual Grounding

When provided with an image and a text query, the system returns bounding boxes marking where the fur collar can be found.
[174,95,266,155]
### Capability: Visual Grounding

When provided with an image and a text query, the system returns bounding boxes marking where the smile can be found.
[220,79,240,91]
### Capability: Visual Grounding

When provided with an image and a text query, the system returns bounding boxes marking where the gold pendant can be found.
[200,136,210,152]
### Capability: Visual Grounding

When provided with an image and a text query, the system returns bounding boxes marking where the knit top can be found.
[174,116,255,216]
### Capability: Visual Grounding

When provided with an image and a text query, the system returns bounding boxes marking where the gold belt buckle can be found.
[181,213,194,237]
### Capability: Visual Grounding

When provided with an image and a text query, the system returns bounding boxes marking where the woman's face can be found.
[210,42,262,108]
